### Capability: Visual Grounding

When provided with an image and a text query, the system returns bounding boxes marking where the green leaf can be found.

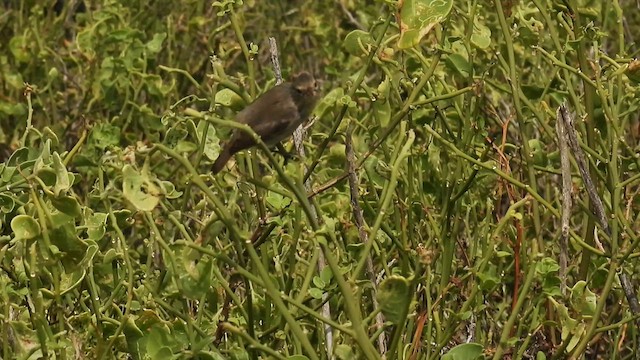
[471,18,491,49]
[42,127,60,146]
[313,87,345,119]
[536,257,560,276]
[569,281,596,317]
[549,297,580,350]
[164,126,189,148]
[0,194,16,213]
[112,209,134,230]
[265,190,291,210]
[398,0,453,49]
[151,347,173,360]
[50,195,82,217]
[320,266,333,284]
[11,215,41,240]
[103,248,120,264]
[145,325,179,359]
[377,275,411,324]
[179,253,214,300]
[86,212,108,241]
[49,213,89,272]
[9,35,30,62]
[309,287,324,299]
[528,139,547,166]
[89,123,121,150]
[174,140,198,154]
[51,153,73,196]
[536,257,561,296]
[215,88,244,110]
[338,95,357,108]
[343,30,375,56]
[442,343,484,360]
[122,165,160,211]
[146,32,167,54]
[477,266,499,291]
[59,268,87,295]
[160,181,182,199]
[312,275,326,289]
[3,68,25,91]
[79,243,99,269]
[7,147,30,167]
[123,316,145,360]
[445,53,471,77]
[373,97,391,127]
[364,156,387,188]
[198,121,221,161]
[33,165,50,186]
[334,344,355,360]
[0,101,26,116]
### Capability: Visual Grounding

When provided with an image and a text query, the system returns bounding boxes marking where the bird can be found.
[212,71,319,174]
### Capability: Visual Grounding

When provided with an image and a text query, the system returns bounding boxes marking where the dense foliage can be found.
[1,0,640,359]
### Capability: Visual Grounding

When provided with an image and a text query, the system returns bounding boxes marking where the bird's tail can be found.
[212,147,232,174]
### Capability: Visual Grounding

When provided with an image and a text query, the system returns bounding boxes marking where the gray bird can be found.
[212,71,319,174]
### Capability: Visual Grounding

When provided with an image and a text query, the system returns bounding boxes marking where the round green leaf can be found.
[0,194,16,213]
[11,215,41,240]
[442,343,484,360]
[309,288,324,299]
[343,30,375,56]
[9,35,30,62]
[377,275,411,324]
[50,195,82,217]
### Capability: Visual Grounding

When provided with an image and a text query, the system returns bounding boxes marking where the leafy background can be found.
[1,0,640,359]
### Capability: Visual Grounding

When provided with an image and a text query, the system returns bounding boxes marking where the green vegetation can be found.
[1,0,640,359]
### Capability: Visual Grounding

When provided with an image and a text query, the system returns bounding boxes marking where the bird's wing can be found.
[236,87,301,145]
[235,86,289,124]
[252,102,299,138]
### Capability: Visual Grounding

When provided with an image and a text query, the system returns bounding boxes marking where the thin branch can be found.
[345,122,387,356]
[557,105,609,235]
[555,106,572,295]
[558,103,640,350]
[269,37,283,85]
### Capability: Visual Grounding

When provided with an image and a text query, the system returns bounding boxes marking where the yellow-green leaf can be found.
[122,165,160,211]
[398,0,453,49]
